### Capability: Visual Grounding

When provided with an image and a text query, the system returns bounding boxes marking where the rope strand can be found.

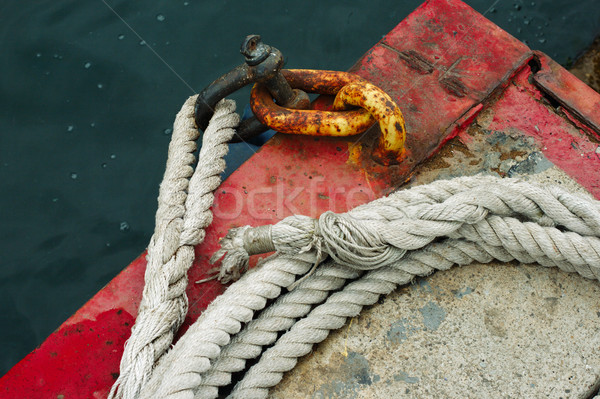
[112,95,600,399]
[109,97,239,399]
[228,237,599,398]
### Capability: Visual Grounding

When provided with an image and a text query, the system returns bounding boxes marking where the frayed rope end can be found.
[197,225,275,284]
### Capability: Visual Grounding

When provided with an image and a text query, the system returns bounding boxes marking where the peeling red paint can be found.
[1,309,134,398]
[532,52,600,138]
[482,65,600,196]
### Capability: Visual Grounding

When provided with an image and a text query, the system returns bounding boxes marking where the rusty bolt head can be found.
[241,35,271,66]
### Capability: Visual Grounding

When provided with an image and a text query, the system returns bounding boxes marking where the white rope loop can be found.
[227,235,600,398]
[193,262,362,398]
[213,177,600,282]
[138,255,317,398]
[182,176,600,399]
[111,97,600,399]
[108,97,238,399]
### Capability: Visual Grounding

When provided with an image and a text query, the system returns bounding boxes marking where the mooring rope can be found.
[193,262,362,399]
[214,176,600,279]
[141,176,600,399]
[108,96,239,399]
[112,96,600,399]
[207,178,600,399]
[227,239,593,398]
[138,253,317,398]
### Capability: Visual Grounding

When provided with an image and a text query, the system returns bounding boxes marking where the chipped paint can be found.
[313,351,380,398]
[409,110,560,186]
[453,286,474,299]
[507,151,552,176]
[418,301,447,331]
[387,318,418,345]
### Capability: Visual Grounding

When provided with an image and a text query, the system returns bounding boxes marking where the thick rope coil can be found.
[193,261,361,399]
[180,176,598,399]
[196,218,600,398]
[195,177,599,398]
[227,237,598,398]
[113,98,600,399]
[108,97,239,399]
[214,176,600,282]
[195,241,489,398]
[138,254,319,399]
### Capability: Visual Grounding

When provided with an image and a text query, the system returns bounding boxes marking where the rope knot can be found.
[207,225,275,283]
[207,215,325,283]
[317,210,407,270]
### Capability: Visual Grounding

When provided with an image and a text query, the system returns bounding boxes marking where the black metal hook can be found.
[194,35,309,143]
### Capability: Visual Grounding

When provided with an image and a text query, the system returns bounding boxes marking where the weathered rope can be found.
[226,239,501,398]
[113,96,600,399]
[108,97,239,399]
[193,262,361,399]
[146,174,599,399]
[192,178,600,399]
[227,237,597,398]
[138,254,318,398]
[215,177,600,281]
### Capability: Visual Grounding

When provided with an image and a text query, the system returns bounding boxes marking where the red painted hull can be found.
[2,0,600,397]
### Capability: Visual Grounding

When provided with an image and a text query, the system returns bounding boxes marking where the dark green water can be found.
[0,0,598,375]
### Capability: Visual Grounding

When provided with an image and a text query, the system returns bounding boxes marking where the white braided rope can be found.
[136,172,600,399]
[185,177,600,398]
[228,236,599,398]
[111,98,600,399]
[191,179,518,397]
[138,254,318,398]
[214,177,600,281]
[225,241,489,398]
[193,262,362,399]
[108,97,239,399]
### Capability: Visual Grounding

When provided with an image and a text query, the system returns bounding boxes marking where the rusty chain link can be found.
[195,36,406,164]
[251,69,406,164]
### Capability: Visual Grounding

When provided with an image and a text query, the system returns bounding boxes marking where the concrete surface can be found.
[271,107,600,398]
